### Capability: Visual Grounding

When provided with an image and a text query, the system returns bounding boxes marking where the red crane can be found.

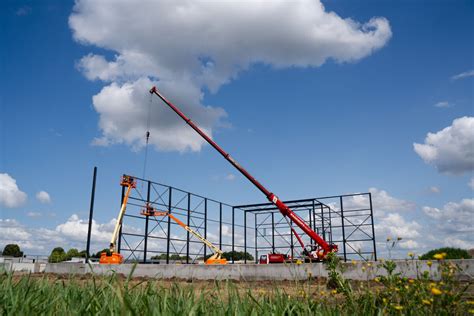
[150,86,338,260]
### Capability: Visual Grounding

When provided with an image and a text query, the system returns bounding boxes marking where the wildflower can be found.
[383,298,388,304]
[468,309,474,314]
[427,260,433,267]
[331,290,338,295]
[367,263,372,267]
[387,237,392,242]
[296,260,302,265]
[374,277,380,283]
[393,305,403,311]
[351,260,357,266]
[431,287,442,295]
[362,266,366,272]
[408,279,415,284]
[468,301,474,305]
[404,285,409,290]
[422,299,431,305]
[429,282,436,288]
[433,253,446,260]
[319,291,326,296]
[408,252,414,258]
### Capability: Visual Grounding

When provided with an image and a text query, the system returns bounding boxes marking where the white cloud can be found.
[422,198,473,233]
[69,0,391,152]
[429,186,441,194]
[451,69,474,81]
[444,236,474,250]
[0,173,27,208]
[434,101,451,108]
[91,77,226,152]
[414,116,474,175]
[35,191,51,204]
[0,214,141,254]
[345,187,415,215]
[376,213,421,240]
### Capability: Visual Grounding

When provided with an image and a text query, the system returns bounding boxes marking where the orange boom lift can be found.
[141,205,227,264]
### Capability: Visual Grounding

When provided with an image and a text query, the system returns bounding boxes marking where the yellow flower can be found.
[351,259,357,265]
[367,263,372,267]
[296,259,302,265]
[427,260,433,267]
[362,266,366,272]
[408,252,414,258]
[422,299,431,305]
[386,237,392,242]
[404,285,409,290]
[408,279,415,284]
[431,287,442,295]
[374,277,380,283]
[331,290,338,295]
[468,301,474,305]
[433,253,446,260]
[320,291,326,296]
[383,298,388,304]
[393,305,403,311]
[469,309,474,315]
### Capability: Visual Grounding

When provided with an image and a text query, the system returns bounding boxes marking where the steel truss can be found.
[117,175,376,263]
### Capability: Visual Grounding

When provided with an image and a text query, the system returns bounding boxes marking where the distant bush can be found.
[2,244,23,257]
[419,247,471,260]
[48,247,87,262]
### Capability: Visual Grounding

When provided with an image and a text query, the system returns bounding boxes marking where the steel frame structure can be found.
[115,175,376,263]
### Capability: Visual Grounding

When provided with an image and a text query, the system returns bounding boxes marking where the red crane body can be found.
[150,86,337,259]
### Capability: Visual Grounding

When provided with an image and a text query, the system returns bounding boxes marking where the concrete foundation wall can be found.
[36,259,474,281]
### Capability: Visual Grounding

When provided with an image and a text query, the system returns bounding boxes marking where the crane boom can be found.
[150,86,337,258]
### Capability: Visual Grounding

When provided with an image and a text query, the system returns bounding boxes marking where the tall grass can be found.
[0,256,472,315]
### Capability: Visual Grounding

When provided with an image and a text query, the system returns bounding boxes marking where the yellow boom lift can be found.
[99,175,136,264]
[141,205,227,265]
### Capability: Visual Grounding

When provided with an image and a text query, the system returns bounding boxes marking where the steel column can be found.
[86,166,97,261]
[204,198,207,260]
[244,210,247,264]
[117,184,125,254]
[143,181,151,263]
[219,203,222,250]
[271,212,275,253]
[369,193,377,261]
[232,207,235,263]
[166,188,172,264]
[186,193,191,264]
[254,213,258,263]
[340,196,347,262]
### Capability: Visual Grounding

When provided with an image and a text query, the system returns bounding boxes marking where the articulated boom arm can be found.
[150,87,337,258]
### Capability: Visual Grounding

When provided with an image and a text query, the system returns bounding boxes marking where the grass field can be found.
[1,262,473,315]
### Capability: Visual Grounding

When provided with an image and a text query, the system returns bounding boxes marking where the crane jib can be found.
[149,86,336,258]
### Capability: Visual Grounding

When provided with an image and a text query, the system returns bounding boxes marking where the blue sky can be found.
[0,0,472,258]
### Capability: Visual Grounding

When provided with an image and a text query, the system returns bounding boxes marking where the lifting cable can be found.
[141,93,152,184]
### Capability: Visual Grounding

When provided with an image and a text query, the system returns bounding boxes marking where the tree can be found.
[66,248,80,259]
[2,244,23,257]
[222,251,253,261]
[420,247,471,260]
[48,247,67,263]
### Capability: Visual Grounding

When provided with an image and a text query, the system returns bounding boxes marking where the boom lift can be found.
[99,175,136,264]
[141,205,227,264]
[150,86,338,260]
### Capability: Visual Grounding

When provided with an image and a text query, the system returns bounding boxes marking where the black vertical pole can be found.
[254,213,258,263]
[369,193,377,261]
[86,167,97,261]
[117,185,125,254]
[219,203,222,250]
[166,188,172,264]
[244,210,247,264]
[328,205,333,244]
[143,181,151,263]
[204,198,208,260]
[308,209,312,238]
[232,207,235,263]
[320,203,325,240]
[271,212,275,253]
[186,193,191,264]
[340,196,347,262]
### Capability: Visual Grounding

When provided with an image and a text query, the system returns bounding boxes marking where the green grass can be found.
[0,257,473,315]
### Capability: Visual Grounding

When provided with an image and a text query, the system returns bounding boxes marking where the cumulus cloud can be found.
[69,0,391,152]
[0,214,140,254]
[376,213,421,240]
[0,173,27,208]
[423,198,473,233]
[35,191,51,204]
[345,187,415,215]
[451,69,474,81]
[414,116,474,175]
